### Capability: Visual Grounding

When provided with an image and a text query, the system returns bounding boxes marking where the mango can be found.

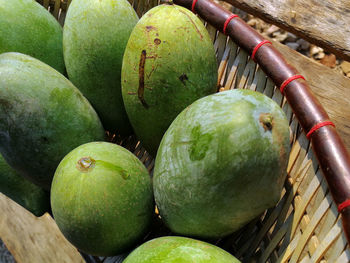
[63,0,138,133]
[51,142,154,256]
[0,0,65,73]
[124,236,241,263]
[153,89,290,238]
[0,52,105,190]
[122,4,218,155]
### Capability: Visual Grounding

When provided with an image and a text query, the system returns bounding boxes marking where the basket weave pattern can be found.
[35,0,350,262]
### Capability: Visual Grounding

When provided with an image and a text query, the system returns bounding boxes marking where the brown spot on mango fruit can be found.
[154,38,161,45]
[122,4,218,156]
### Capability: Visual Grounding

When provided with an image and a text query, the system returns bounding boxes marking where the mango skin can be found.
[0,0,65,73]
[63,0,138,134]
[122,4,218,156]
[124,236,241,263]
[0,53,105,190]
[51,142,154,256]
[0,153,50,217]
[154,89,290,239]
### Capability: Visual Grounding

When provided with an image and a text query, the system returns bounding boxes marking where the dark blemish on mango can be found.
[146,25,156,32]
[146,54,161,59]
[154,38,161,45]
[259,113,273,131]
[41,136,49,143]
[189,126,213,161]
[179,73,188,84]
[138,50,149,109]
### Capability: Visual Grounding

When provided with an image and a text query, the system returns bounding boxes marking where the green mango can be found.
[154,89,290,238]
[0,0,65,73]
[51,142,154,256]
[122,4,218,156]
[123,236,241,263]
[0,153,50,217]
[0,52,105,190]
[63,0,138,134]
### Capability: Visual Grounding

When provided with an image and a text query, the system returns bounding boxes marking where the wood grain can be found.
[224,0,350,61]
[272,38,350,152]
[0,193,84,263]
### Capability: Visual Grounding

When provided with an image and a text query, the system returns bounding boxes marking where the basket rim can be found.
[174,0,350,244]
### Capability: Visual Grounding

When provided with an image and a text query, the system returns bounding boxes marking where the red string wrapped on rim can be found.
[338,199,350,213]
[306,121,335,139]
[191,0,198,13]
[223,14,239,35]
[279,74,305,94]
[251,40,271,62]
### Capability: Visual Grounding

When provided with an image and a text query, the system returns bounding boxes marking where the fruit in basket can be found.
[153,89,290,238]
[0,153,50,217]
[0,0,65,73]
[123,236,241,262]
[63,0,138,134]
[121,4,218,156]
[51,142,153,256]
[0,52,105,190]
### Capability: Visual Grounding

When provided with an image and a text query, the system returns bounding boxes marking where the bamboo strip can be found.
[242,193,289,258]
[237,58,256,89]
[316,202,338,243]
[290,163,320,237]
[336,249,350,263]
[289,195,333,262]
[263,78,275,98]
[309,219,342,263]
[233,49,249,89]
[217,44,231,89]
[252,67,268,93]
[259,215,293,263]
[326,229,348,262]
[215,33,228,63]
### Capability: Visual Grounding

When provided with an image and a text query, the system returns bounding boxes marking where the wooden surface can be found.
[224,0,350,61]
[0,193,84,263]
[271,38,350,153]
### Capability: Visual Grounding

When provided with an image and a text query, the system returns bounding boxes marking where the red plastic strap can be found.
[223,14,239,35]
[191,0,199,13]
[251,40,271,61]
[279,75,305,94]
[338,199,350,213]
[306,121,335,139]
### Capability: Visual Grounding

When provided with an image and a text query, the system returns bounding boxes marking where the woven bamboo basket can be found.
[33,0,350,262]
